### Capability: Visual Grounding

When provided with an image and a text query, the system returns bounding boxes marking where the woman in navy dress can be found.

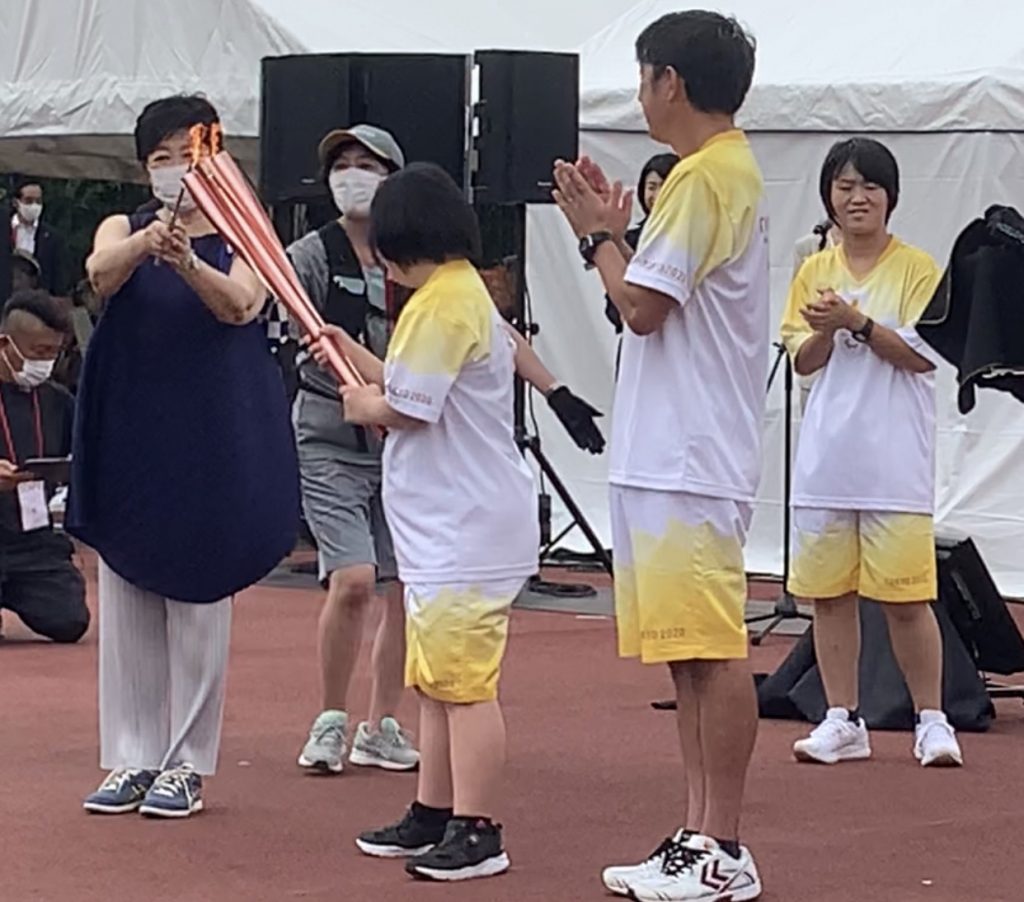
[68,96,299,818]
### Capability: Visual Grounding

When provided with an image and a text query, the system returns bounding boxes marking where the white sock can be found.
[917,709,948,727]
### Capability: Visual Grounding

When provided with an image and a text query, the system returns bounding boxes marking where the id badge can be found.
[17,479,50,531]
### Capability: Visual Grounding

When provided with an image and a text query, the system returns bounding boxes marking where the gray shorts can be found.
[297,443,397,585]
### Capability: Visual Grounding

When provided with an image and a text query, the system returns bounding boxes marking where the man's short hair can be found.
[635,11,756,116]
[820,138,900,222]
[134,95,219,162]
[14,179,42,201]
[3,290,71,334]
[371,163,481,267]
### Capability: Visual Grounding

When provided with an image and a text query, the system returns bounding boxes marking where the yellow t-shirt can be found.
[617,129,770,502]
[383,259,538,583]
[780,238,943,512]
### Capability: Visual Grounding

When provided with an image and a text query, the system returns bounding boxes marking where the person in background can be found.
[554,11,768,900]
[289,125,604,779]
[69,94,300,819]
[317,162,538,882]
[0,291,87,644]
[11,250,42,294]
[604,152,680,334]
[781,137,963,769]
[10,181,65,295]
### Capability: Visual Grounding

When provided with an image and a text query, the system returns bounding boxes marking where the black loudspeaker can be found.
[260,53,469,204]
[936,535,1024,676]
[473,51,579,205]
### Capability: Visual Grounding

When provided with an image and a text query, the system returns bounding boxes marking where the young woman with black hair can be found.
[781,137,963,770]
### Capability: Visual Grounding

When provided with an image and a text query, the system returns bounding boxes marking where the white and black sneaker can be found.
[356,803,451,858]
[602,831,691,896]
[405,817,510,882]
[629,833,762,901]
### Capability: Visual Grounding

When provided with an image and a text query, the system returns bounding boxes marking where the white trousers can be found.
[98,560,232,776]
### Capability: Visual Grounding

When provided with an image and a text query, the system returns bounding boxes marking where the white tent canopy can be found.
[521,0,1024,596]
[0,0,303,182]
[251,0,634,53]
[581,0,1024,132]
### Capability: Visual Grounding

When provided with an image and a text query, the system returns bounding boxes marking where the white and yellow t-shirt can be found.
[615,130,770,502]
[780,238,943,513]
[382,259,539,583]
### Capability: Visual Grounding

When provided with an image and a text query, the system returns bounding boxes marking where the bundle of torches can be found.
[177,123,365,390]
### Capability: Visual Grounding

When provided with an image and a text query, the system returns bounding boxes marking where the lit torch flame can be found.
[210,123,223,156]
[189,123,208,168]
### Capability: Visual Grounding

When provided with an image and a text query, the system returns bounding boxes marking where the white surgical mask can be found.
[17,202,43,224]
[330,169,383,218]
[1,339,55,389]
[149,163,196,212]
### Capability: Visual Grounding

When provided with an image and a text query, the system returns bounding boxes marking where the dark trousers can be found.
[0,528,89,643]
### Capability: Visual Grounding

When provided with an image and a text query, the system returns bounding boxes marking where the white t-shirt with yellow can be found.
[780,238,943,514]
[381,259,539,584]
[616,129,771,502]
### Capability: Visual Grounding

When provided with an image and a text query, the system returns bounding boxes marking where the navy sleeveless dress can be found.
[66,212,300,603]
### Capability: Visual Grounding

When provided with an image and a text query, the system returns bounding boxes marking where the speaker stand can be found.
[746,343,812,645]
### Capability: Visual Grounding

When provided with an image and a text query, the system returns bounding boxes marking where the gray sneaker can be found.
[298,710,348,774]
[349,717,420,771]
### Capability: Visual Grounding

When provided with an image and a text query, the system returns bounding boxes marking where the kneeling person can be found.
[0,291,88,644]
[313,163,538,883]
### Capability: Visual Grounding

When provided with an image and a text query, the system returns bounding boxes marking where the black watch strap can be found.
[851,317,875,343]
[579,231,613,268]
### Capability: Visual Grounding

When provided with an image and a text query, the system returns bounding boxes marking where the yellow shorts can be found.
[404,578,525,704]
[610,486,751,664]
[788,508,937,603]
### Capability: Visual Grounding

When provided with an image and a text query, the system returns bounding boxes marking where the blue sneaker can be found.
[138,764,204,819]
[84,768,160,814]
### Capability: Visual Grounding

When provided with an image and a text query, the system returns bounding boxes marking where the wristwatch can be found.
[579,231,613,269]
[851,316,874,343]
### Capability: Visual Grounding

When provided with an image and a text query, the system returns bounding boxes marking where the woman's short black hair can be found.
[820,138,900,222]
[3,290,70,334]
[370,163,481,267]
[638,152,680,214]
[134,95,219,162]
[636,11,756,116]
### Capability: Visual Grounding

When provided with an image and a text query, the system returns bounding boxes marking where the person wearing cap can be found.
[289,125,606,777]
[289,125,420,776]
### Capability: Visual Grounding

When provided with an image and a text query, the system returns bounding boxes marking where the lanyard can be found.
[0,388,43,465]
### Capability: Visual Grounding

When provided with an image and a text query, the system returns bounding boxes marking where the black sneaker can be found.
[355,804,450,858]
[405,818,510,882]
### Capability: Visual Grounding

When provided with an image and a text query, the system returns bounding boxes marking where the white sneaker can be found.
[629,834,762,902]
[298,710,348,774]
[793,708,871,764]
[602,831,688,896]
[914,711,963,767]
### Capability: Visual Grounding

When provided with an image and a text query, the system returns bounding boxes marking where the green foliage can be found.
[2,175,149,290]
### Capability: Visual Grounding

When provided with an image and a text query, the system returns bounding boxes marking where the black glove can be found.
[547,386,605,454]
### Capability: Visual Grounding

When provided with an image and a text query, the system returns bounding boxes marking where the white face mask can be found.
[17,201,43,224]
[149,163,196,212]
[2,340,55,389]
[330,168,384,218]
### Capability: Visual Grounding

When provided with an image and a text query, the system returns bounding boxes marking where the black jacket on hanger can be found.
[917,205,1024,414]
